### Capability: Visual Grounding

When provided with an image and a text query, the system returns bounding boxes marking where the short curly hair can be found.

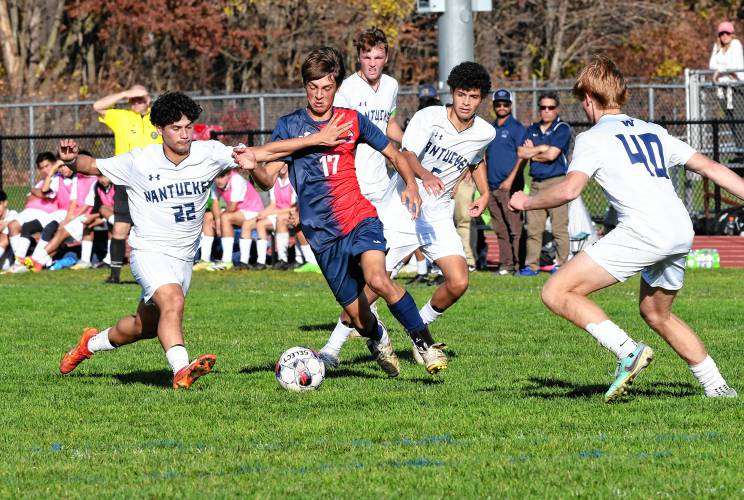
[150,91,202,128]
[446,62,491,97]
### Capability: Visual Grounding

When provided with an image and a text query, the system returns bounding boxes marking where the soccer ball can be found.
[275,346,325,392]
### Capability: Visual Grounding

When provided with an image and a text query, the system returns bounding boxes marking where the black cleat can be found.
[427,275,445,286]
[405,274,429,285]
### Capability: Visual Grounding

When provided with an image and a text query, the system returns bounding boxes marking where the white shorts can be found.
[50,209,68,224]
[364,189,387,211]
[384,220,465,272]
[240,209,259,220]
[64,215,87,242]
[584,228,687,290]
[130,250,193,304]
[16,208,54,227]
[2,210,18,234]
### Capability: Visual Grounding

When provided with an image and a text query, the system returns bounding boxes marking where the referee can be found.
[93,85,162,283]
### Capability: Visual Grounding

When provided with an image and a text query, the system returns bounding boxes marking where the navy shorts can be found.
[113,185,132,225]
[316,217,387,307]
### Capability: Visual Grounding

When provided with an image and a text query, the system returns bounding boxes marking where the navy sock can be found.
[388,292,436,349]
[358,315,383,341]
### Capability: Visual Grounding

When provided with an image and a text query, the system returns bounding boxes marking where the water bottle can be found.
[711,249,721,268]
[686,251,697,269]
[49,253,77,271]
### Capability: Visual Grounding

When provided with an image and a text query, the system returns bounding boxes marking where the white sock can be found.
[11,235,30,258]
[417,258,428,275]
[81,240,93,263]
[103,239,111,264]
[256,239,268,264]
[239,238,252,264]
[0,246,5,260]
[419,300,443,325]
[301,244,317,264]
[87,327,116,353]
[165,345,190,375]
[323,319,354,354]
[689,355,729,396]
[220,237,234,263]
[276,232,289,262]
[294,243,304,264]
[200,235,214,262]
[585,320,637,360]
[31,246,50,265]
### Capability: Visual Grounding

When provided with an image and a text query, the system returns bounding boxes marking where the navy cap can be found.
[492,88,512,103]
[418,84,438,99]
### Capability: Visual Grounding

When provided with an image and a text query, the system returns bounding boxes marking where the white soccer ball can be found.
[275,346,325,392]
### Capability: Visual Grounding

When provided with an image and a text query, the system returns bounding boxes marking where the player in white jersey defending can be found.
[320,28,408,357]
[320,62,495,368]
[57,91,352,389]
[510,56,742,401]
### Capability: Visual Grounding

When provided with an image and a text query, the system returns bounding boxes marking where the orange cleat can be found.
[24,256,44,273]
[172,354,217,390]
[59,328,98,374]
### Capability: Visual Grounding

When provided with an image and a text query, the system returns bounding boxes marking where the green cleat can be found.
[605,343,654,403]
[294,262,321,273]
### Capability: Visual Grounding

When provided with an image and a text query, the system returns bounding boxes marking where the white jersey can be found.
[97,141,236,261]
[378,105,495,233]
[568,114,696,254]
[334,72,398,196]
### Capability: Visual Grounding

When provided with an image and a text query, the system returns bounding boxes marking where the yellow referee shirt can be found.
[99,108,162,155]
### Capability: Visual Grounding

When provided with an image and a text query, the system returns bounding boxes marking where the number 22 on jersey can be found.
[320,154,339,177]
[615,133,668,179]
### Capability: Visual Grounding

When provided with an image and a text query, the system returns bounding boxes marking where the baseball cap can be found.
[492,88,512,103]
[718,21,735,34]
[418,84,438,99]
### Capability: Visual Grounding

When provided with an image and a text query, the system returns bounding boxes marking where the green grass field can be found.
[1,268,742,497]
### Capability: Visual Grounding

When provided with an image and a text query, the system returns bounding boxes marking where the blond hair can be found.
[572,55,627,109]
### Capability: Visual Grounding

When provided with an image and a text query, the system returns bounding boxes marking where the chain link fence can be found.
[1,76,739,232]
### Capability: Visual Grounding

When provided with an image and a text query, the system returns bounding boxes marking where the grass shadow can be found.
[111,369,173,388]
[298,323,337,333]
[514,377,698,400]
[239,362,276,375]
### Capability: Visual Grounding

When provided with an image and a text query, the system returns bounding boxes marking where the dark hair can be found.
[538,91,560,106]
[446,62,491,97]
[150,92,202,128]
[0,189,6,202]
[301,47,345,86]
[356,28,388,55]
[418,96,442,110]
[35,151,56,166]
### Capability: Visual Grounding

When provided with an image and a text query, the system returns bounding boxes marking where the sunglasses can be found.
[719,31,733,37]
[494,102,511,108]
[539,105,557,111]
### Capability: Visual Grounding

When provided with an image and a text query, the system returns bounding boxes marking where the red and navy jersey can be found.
[271,107,390,251]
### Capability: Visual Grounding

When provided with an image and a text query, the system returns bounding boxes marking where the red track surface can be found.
[484,234,744,268]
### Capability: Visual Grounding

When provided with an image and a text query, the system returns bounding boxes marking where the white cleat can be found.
[318,349,340,369]
[707,385,738,398]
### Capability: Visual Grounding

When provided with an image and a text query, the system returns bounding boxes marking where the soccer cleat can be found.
[104,275,121,284]
[252,263,267,271]
[405,274,429,285]
[192,260,213,271]
[70,261,92,270]
[294,262,321,273]
[272,260,289,270]
[206,261,233,272]
[517,267,539,277]
[8,262,28,273]
[318,349,340,369]
[496,268,513,276]
[172,354,217,389]
[604,343,654,402]
[367,336,400,378]
[411,344,425,365]
[427,274,445,286]
[418,343,448,374]
[24,256,44,272]
[59,327,98,374]
[706,385,738,398]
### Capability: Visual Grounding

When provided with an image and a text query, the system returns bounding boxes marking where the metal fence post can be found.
[713,120,721,216]
[648,87,655,121]
[28,105,35,186]
[0,137,3,190]
[259,96,265,136]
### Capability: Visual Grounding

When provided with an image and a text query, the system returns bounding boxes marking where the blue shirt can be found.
[272,107,390,252]
[525,117,572,181]
[485,115,527,189]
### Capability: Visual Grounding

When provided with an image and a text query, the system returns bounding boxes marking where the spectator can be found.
[5,153,65,272]
[256,164,297,270]
[205,169,264,271]
[94,84,162,283]
[0,189,14,269]
[709,21,744,161]
[485,88,527,275]
[517,92,572,276]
